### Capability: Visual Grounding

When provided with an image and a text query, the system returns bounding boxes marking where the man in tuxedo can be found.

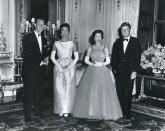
[22,19,49,122]
[111,22,141,120]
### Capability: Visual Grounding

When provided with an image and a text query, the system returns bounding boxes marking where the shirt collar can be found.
[124,36,130,42]
[122,36,130,43]
[34,31,41,37]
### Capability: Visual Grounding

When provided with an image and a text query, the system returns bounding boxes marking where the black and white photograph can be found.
[0,0,165,130]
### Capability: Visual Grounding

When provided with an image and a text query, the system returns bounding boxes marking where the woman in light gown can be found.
[51,23,79,117]
[72,30,123,120]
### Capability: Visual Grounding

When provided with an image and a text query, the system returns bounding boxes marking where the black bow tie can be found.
[123,39,128,42]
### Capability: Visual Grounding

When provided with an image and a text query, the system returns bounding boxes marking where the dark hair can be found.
[120,22,131,29]
[60,23,70,33]
[117,22,131,38]
[89,30,104,45]
[117,27,122,38]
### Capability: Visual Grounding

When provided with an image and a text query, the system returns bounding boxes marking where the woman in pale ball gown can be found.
[72,30,123,120]
[51,23,79,117]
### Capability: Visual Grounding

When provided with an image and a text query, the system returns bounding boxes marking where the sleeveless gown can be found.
[72,46,123,120]
[53,41,76,114]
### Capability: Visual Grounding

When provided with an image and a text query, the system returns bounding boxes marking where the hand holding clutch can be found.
[57,66,64,72]
[94,61,103,67]
[64,64,75,72]
[62,65,69,69]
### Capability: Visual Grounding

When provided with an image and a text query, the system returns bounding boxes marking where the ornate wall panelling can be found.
[65,0,140,55]
[0,25,14,82]
[48,0,65,26]
[117,0,121,10]
[16,0,24,58]
[95,0,104,29]
[72,0,80,53]
[121,0,140,37]
[0,0,16,82]
[58,0,65,23]
[65,0,81,56]
[48,0,57,24]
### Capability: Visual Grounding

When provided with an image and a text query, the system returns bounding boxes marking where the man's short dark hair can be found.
[36,18,45,24]
[120,22,131,29]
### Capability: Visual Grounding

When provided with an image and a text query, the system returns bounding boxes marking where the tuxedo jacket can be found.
[22,32,49,77]
[111,36,141,77]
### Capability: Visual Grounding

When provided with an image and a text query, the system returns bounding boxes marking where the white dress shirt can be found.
[34,31,42,53]
[123,36,130,53]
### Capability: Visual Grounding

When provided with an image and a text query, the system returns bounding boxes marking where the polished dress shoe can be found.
[25,117,31,122]
[64,113,68,118]
[33,111,45,118]
[39,112,45,118]
[124,115,131,122]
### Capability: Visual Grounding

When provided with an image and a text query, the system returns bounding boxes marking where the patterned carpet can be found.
[0,102,165,131]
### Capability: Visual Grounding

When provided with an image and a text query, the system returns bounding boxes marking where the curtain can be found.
[65,0,140,56]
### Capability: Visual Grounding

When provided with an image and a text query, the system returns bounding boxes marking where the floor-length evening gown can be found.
[53,41,76,114]
[72,46,123,120]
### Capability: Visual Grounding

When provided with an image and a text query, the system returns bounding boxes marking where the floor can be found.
[0,100,165,131]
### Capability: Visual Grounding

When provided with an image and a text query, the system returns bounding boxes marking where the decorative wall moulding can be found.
[98,0,103,12]
[16,0,24,57]
[0,24,7,52]
[117,0,121,10]
[0,52,13,59]
[74,0,79,11]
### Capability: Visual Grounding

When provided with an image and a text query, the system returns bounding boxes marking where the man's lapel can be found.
[41,34,46,55]
[124,36,132,55]
[119,39,124,55]
[32,32,42,55]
